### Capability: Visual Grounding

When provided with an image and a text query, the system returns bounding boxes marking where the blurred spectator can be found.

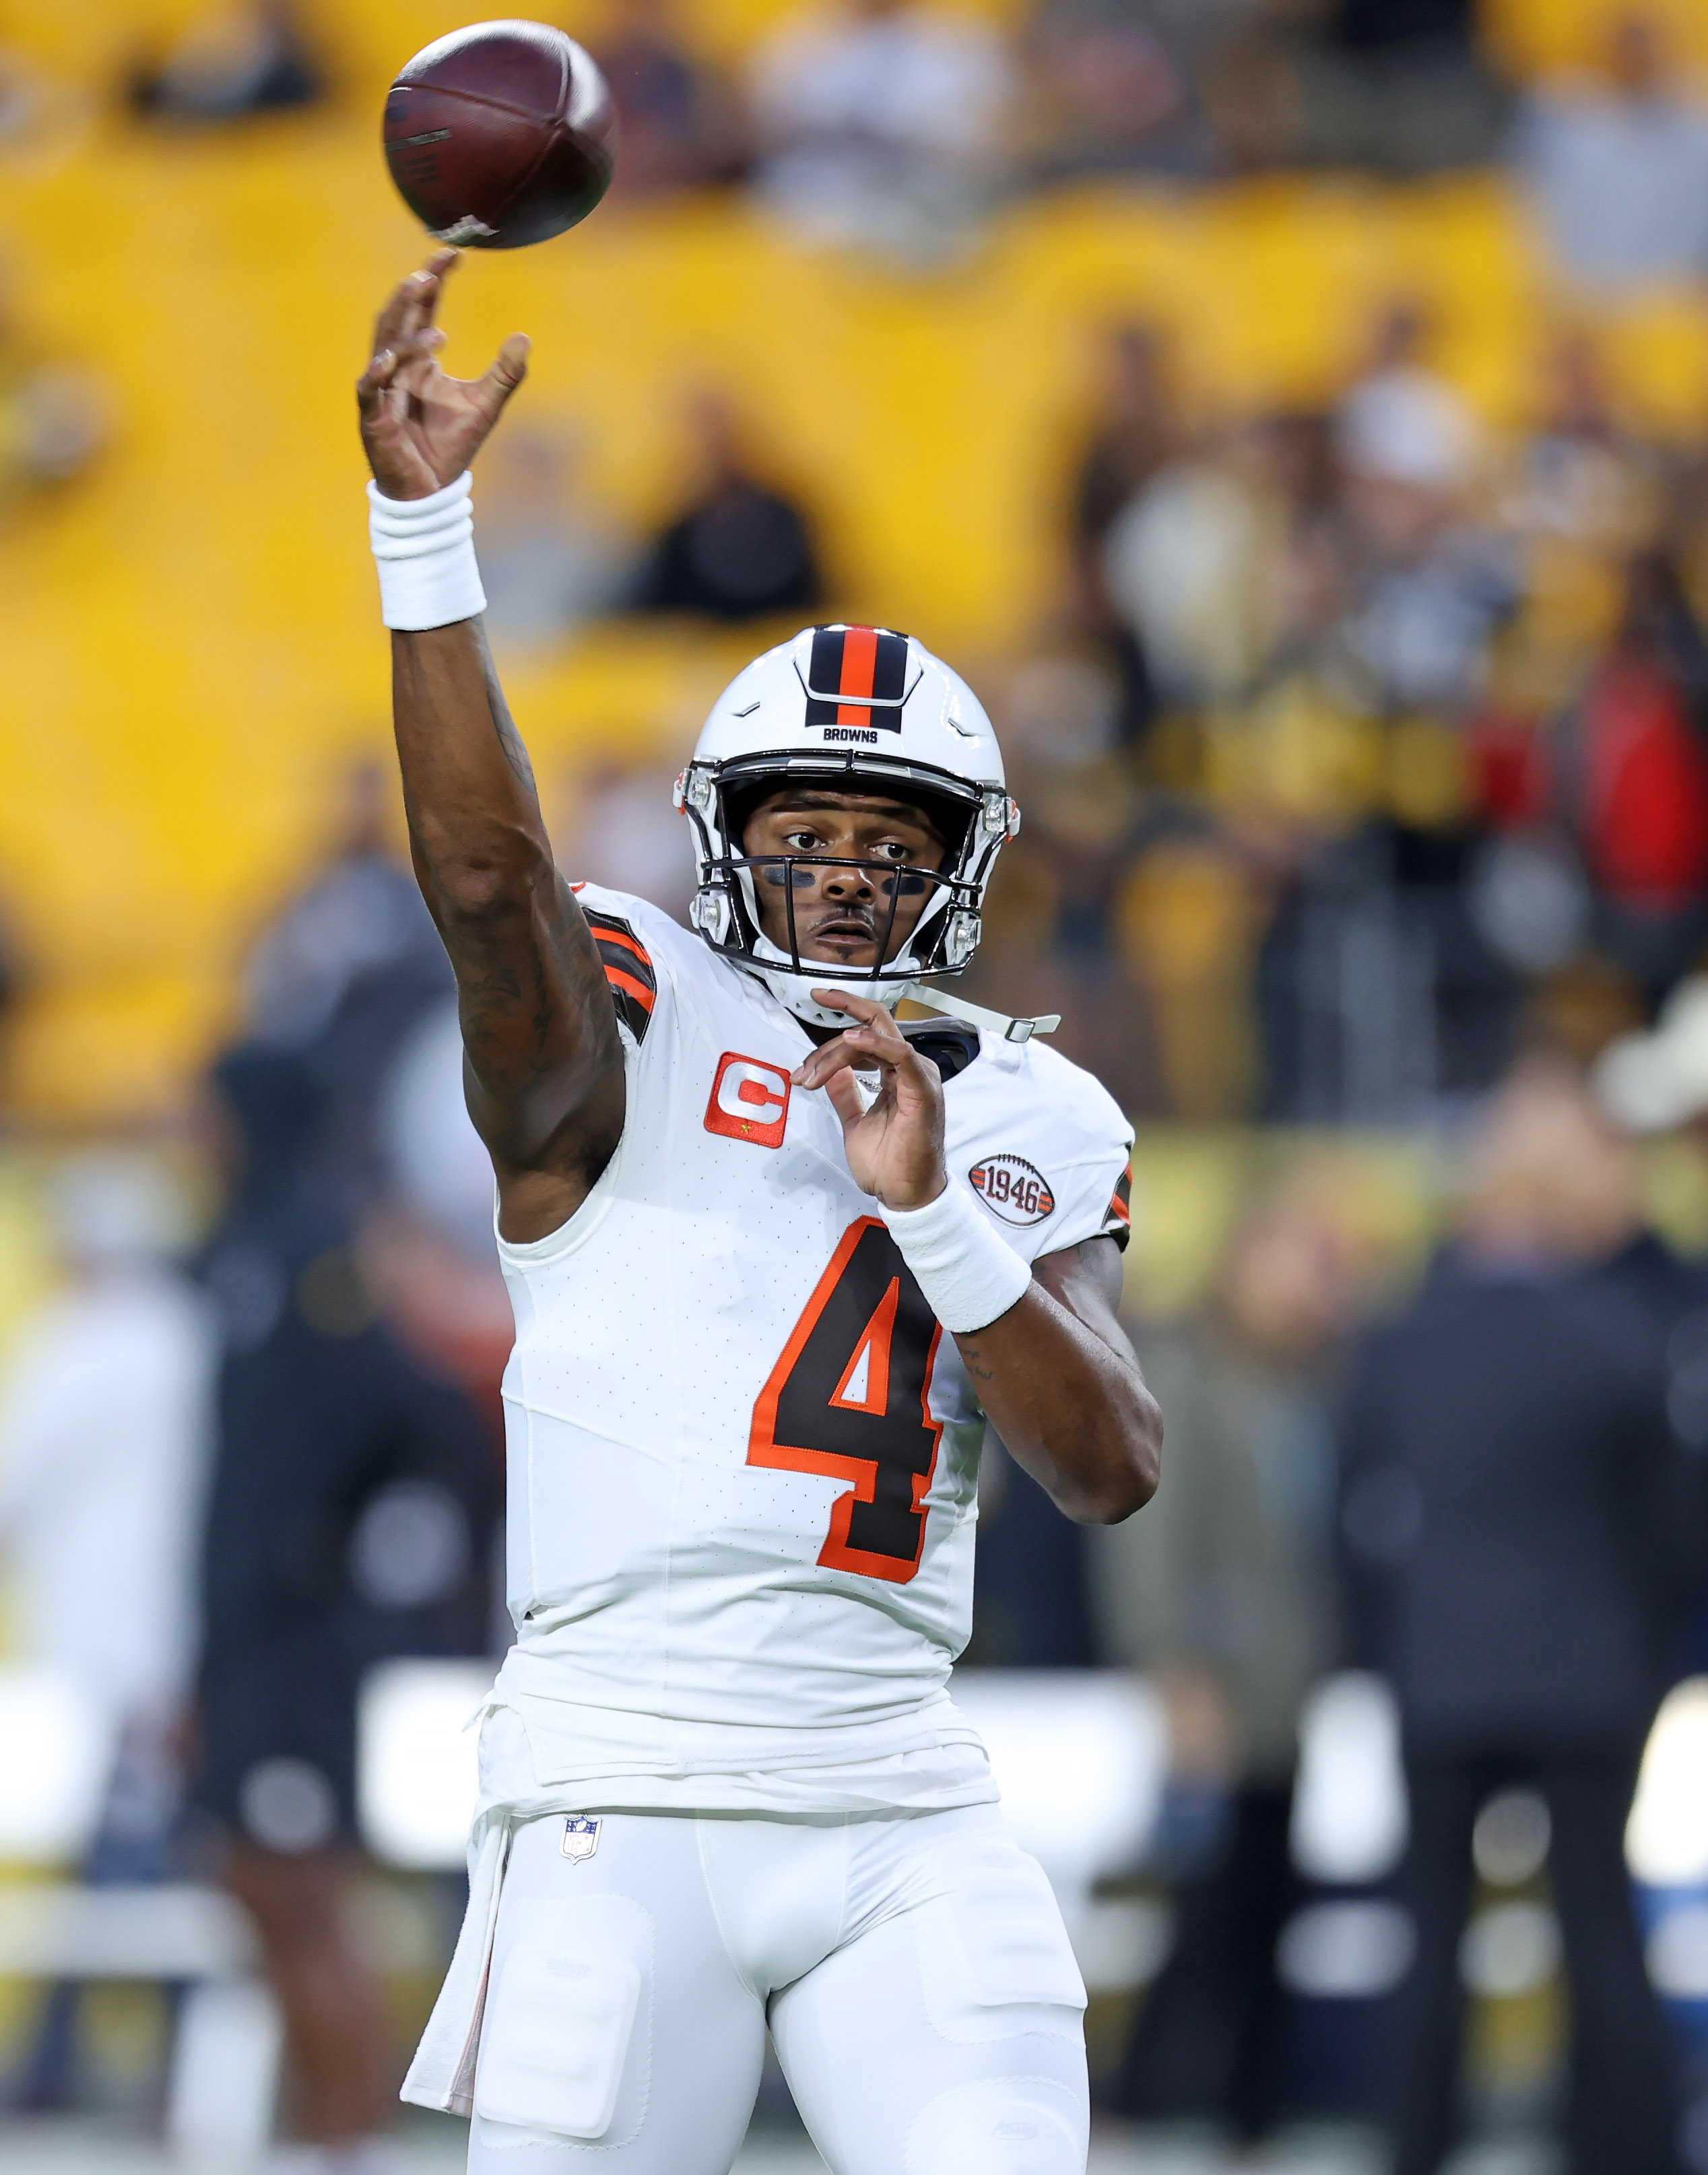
[748,0,1015,260]
[593,0,743,197]
[1100,422,1293,707]
[633,392,824,624]
[1334,307,1513,719]
[1091,1185,1354,2141]
[1067,322,1174,740]
[1205,0,1504,176]
[131,1,323,125]
[1514,12,1708,294]
[981,649,1161,1111]
[556,762,697,923]
[475,426,634,655]
[1598,970,1708,1140]
[193,1043,500,2164]
[1551,548,1708,1000]
[1483,333,1660,734]
[1025,0,1223,183]
[0,263,107,513]
[0,1150,213,2110]
[0,40,90,162]
[0,1150,211,1854]
[243,760,454,1208]
[1340,1063,1693,2175]
[969,1434,1098,1668]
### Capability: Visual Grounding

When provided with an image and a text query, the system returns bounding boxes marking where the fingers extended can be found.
[480,332,531,401]
[356,329,445,412]
[370,250,458,355]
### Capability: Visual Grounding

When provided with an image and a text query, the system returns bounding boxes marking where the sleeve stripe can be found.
[1100,1165,1133,1249]
[587,919,654,971]
[603,963,657,1014]
[593,936,657,992]
[572,904,659,1042]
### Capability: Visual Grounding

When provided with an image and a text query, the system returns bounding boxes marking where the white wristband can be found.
[368,471,487,630]
[882,1181,1032,1334]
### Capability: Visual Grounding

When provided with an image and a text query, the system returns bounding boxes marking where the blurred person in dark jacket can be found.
[131,0,323,122]
[1089,1180,1356,2141]
[1342,1060,1694,2175]
[193,1044,500,2170]
[632,391,824,626]
[593,0,743,197]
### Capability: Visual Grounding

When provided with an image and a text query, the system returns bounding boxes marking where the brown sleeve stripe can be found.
[589,920,652,966]
[580,907,657,1042]
[1101,1166,1132,1250]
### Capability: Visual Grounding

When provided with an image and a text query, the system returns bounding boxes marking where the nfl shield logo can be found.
[560,1815,602,1864]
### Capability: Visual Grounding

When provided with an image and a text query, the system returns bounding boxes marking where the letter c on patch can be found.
[704,1053,792,1148]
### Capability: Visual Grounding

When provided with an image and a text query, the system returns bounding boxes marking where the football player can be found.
[357,253,1162,2175]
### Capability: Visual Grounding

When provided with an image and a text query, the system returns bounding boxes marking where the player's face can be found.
[740,790,949,969]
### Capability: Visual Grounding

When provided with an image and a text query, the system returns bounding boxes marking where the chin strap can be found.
[896,981,1060,1044]
[744,949,1060,1044]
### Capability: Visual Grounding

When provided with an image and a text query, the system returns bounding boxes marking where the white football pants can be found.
[465,1801,1088,2175]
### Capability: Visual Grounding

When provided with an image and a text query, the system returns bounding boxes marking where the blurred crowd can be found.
[6,2,1708,2171]
[525,273,1708,1137]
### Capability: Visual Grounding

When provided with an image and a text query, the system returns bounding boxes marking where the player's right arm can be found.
[357,255,624,1242]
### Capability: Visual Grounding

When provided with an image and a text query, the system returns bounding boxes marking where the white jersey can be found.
[480,884,1131,1821]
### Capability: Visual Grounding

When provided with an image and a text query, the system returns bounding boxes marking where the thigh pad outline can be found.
[905,2075,1088,2175]
[474,1896,651,2145]
[911,1842,1086,2046]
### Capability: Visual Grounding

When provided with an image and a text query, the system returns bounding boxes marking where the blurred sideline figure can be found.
[1088,1182,1354,2142]
[0,1150,214,2106]
[1341,1062,1695,2175]
[193,780,506,2166]
[194,1043,500,2168]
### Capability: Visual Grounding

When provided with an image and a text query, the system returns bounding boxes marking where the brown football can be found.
[383,20,615,251]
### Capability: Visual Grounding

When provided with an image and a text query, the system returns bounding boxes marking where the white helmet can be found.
[674,625,1055,1039]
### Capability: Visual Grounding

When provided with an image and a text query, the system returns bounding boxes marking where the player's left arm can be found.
[956,1232,1160,1525]
[795,989,1161,1526]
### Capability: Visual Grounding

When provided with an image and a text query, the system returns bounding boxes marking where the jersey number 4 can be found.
[748,1217,945,1585]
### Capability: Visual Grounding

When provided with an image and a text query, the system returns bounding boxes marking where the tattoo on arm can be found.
[483,653,537,791]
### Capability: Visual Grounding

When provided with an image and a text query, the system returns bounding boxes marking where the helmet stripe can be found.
[804,624,912,732]
[836,625,878,725]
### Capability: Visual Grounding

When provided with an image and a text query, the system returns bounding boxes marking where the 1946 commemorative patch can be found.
[561,1815,603,1863]
[968,1155,1055,1226]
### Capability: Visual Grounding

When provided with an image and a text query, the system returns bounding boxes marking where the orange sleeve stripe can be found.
[605,964,656,1012]
[590,922,653,967]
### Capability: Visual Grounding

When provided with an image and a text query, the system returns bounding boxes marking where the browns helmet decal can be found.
[802,626,912,733]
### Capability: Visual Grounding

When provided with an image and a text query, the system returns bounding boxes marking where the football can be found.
[383,20,615,251]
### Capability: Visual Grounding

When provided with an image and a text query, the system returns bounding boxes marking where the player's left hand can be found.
[793,992,946,1212]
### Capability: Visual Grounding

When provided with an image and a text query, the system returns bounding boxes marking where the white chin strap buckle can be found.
[896,982,1060,1043]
